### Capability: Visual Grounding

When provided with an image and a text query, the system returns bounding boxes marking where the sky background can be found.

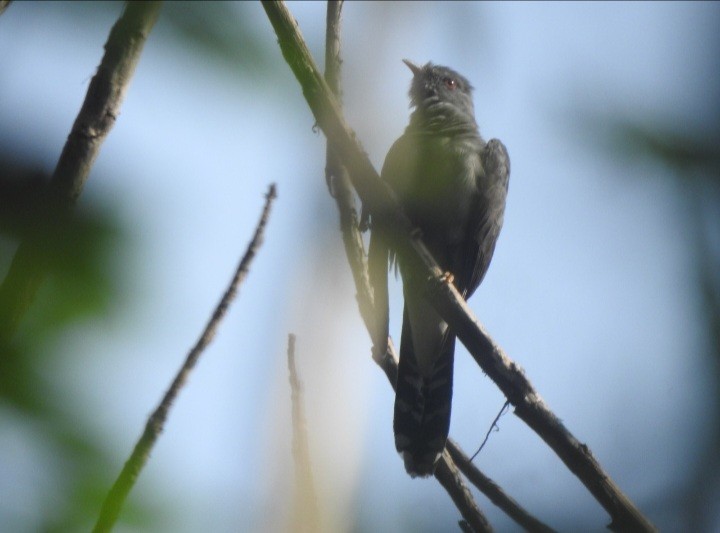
[1,2,719,532]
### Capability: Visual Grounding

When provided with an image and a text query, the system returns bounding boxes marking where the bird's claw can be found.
[438,271,454,285]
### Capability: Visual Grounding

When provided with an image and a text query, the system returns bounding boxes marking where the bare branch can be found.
[262,2,655,530]
[0,1,163,340]
[434,449,493,532]
[322,1,376,332]
[92,184,278,532]
[287,334,321,531]
[447,441,556,533]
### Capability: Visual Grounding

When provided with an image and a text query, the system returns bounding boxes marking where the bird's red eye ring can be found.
[443,77,457,90]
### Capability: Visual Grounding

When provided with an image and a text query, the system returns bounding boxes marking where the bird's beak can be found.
[402,59,421,76]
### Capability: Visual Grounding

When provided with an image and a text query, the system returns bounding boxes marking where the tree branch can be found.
[322,2,375,331]
[92,184,278,532]
[262,1,655,530]
[0,1,163,340]
[446,441,555,533]
[434,448,493,532]
[287,334,321,531]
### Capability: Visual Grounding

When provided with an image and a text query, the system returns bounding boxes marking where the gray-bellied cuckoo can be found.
[369,60,510,477]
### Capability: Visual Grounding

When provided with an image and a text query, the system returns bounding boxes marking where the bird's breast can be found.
[403,139,479,238]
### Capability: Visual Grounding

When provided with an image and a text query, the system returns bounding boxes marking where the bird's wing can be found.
[459,138,510,299]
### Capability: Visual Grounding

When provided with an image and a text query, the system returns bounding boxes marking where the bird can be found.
[368,60,510,477]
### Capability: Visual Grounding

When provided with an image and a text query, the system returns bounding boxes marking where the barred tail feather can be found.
[393,307,455,477]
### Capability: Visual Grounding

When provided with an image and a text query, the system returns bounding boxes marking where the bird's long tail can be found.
[393,305,455,477]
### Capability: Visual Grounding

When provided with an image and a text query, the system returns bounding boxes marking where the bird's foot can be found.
[359,205,371,232]
[439,271,454,285]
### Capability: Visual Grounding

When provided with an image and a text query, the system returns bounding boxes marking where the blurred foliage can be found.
[159,1,275,74]
[0,163,118,338]
[0,2,284,529]
[600,118,720,531]
[0,152,158,530]
[20,1,283,80]
[615,124,720,176]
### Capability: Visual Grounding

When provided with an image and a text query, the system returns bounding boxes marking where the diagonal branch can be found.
[92,184,278,533]
[262,1,655,531]
[434,448,493,532]
[321,1,379,357]
[0,1,163,340]
[446,440,555,533]
[322,1,375,332]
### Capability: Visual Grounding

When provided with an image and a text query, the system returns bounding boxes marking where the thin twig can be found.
[92,184,278,532]
[0,1,163,340]
[287,334,321,531]
[262,2,655,530]
[470,400,511,462]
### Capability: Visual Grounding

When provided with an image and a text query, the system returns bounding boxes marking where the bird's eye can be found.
[443,77,457,90]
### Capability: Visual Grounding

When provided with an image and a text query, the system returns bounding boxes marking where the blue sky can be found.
[1,2,718,531]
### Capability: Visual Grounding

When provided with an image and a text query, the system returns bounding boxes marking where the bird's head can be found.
[403,60,475,122]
